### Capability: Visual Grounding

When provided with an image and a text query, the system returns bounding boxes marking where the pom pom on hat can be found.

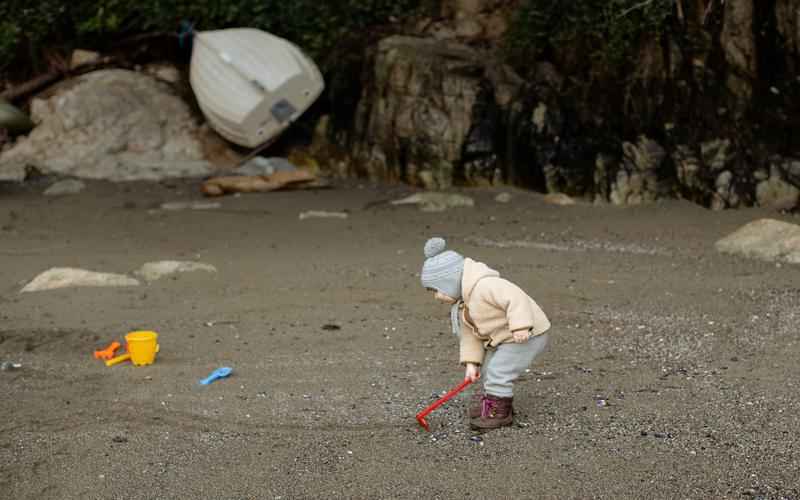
[424,237,447,258]
[420,237,464,299]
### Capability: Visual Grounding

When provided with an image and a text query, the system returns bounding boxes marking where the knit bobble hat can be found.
[420,237,465,299]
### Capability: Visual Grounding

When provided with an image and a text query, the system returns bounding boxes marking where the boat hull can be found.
[190,28,324,149]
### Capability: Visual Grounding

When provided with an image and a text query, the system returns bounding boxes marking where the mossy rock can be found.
[0,98,34,135]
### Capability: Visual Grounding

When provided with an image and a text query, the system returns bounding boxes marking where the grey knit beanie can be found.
[420,237,465,299]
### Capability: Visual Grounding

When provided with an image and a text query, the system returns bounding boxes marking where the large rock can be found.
[351,36,523,188]
[43,179,86,196]
[0,69,214,182]
[134,261,217,282]
[0,98,35,136]
[715,219,800,264]
[317,2,796,211]
[755,163,800,211]
[779,157,800,187]
[671,139,747,210]
[608,135,668,206]
[21,268,140,293]
[390,191,475,212]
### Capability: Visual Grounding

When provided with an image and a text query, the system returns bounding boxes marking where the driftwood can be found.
[0,32,180,104]
[1,72,61,103]
[0,56,122,104]
[201,169,324,197]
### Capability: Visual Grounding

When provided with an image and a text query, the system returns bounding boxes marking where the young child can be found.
[421,237,551,430]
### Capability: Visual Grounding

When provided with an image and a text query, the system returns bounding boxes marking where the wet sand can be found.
[1,179,799,499]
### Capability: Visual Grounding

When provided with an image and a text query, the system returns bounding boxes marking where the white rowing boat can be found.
[190,28,324,149]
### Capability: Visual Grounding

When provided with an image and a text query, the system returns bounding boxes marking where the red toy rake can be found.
[416,378,474,431]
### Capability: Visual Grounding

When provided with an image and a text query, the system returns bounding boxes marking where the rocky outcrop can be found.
[755,163,800,211]
[2,1,794,212]
[0,69,215,182]
[716,219,800,264]
[613,136,669,205]
[349,35,523,188]
[316,0,800,210]
[21,268,140,293]
[134,261,217,282]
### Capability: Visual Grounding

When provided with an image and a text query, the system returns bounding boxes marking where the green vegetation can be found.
[0,0,421,75]
[506,0,674,72]
[1,0,678,80]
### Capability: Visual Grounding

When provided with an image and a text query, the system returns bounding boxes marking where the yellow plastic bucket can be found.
[125,330,159,366]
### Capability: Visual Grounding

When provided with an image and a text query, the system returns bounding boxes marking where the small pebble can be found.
[0,361,21,371]
[470,436,483,443]
[495,192,512,203]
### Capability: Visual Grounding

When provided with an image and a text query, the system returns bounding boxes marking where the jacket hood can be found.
[461,258,500,301]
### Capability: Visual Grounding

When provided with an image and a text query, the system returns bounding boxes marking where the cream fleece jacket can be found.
[458,258,551,365]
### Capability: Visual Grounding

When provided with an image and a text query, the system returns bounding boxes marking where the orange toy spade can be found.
[93,341,121,360]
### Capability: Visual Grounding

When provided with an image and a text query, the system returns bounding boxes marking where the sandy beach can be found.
[1,178,799,499]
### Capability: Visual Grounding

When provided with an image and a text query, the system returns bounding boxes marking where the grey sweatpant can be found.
[483,333,549,398]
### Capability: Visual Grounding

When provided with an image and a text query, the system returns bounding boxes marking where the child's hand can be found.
[465,363,480,382]
[512,329,531,343]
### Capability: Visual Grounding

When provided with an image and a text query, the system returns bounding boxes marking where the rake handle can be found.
[417,378,473,420]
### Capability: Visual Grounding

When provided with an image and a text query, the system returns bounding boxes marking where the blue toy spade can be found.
[200,366,233,385]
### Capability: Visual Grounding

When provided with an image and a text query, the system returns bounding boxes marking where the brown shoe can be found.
[470,394,514,430]
[466,390,483,419]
